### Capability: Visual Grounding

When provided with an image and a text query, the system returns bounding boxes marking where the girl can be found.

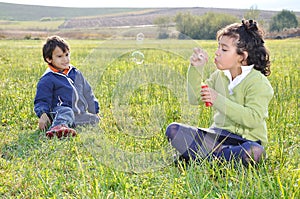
[166,20,274,166]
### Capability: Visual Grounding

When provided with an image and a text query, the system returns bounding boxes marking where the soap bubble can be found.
[131,51,144,65]
[80,28,221,173]
[136,32,144,42]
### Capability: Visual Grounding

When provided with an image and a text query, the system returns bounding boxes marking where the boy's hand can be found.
[190,47,208,67]
[39,113,51,130]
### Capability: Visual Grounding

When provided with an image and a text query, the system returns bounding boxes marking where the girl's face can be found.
[46,46,70,70]
[214,36,245,77]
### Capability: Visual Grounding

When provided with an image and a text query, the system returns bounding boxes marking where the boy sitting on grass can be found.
[34,35,100,138]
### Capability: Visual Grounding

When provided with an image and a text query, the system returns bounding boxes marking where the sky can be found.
[0,0,299,11]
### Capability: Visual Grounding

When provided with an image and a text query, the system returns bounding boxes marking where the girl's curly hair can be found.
[216,19,271,76]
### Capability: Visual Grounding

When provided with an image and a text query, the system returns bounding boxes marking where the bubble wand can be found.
[192,48,212,107]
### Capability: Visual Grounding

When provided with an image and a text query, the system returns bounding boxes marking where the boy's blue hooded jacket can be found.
[34,65,99,118]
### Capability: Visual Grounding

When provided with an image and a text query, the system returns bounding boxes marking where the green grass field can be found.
[0,38,299,198]
[0,20,65,30]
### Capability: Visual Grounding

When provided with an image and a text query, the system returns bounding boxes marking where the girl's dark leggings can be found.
[166,122,265,166]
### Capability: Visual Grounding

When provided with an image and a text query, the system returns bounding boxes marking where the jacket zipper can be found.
[66,77,81,114]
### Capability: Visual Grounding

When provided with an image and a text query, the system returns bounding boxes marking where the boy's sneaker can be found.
[46,125,77,139]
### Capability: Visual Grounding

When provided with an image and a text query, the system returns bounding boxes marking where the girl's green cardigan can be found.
[187,65,274,145]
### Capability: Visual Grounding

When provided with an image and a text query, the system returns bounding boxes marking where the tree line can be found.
[154,9,299,39]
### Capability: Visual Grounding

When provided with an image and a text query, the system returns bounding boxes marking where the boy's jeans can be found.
[49,106,99,129]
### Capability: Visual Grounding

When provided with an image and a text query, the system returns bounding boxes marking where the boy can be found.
[34,35,100,138]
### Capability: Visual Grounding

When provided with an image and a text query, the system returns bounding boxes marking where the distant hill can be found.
[0,2,147,21]
[61,7,281,29]
[1,2,299,39]
[1,2,292,23]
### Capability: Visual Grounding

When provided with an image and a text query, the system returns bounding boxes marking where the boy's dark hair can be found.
[216,19,271,76]
[42,35,70,63]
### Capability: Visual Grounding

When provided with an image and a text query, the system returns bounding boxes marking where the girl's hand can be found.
[201,85,218,105]
[190,47,208,67]
[38,113,51,130]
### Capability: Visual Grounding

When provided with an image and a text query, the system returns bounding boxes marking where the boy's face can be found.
[46,46,70,70]
[214,36,245,75]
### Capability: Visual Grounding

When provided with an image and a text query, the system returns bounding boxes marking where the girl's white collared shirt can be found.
[223,64,254,95]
